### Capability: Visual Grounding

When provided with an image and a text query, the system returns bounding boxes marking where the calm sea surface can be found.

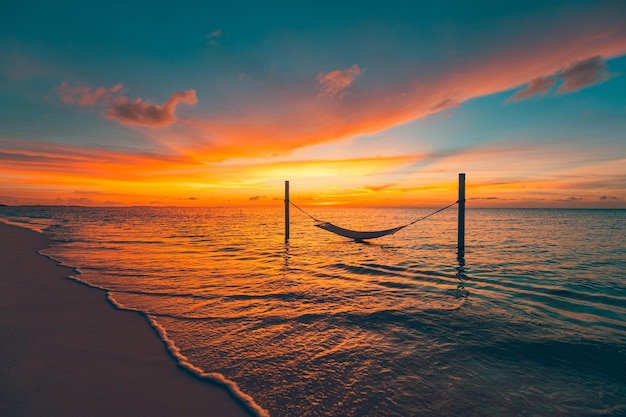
[1,206,625,416]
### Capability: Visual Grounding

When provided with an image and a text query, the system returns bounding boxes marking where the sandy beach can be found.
[0,222,253,417]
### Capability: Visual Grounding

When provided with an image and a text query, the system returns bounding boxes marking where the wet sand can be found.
[0,222,254,417]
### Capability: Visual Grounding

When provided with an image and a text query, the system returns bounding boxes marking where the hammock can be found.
[290,200,458,241]
[315,222,406,241]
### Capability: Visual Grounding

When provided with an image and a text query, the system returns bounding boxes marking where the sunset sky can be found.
[1,1,625,207]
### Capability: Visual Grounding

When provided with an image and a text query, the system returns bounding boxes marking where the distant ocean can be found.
[1,206,625,416]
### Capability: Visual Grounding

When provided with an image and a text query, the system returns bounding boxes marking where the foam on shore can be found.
[0,221,261,417]
[1,217,269,416]
[78,280,270,417]
[49,243,270,417]
[145,314,271,417]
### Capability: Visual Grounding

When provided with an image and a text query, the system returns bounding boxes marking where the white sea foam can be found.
[0,217,54,233]
[34,248,270,417]
[146,314,270,417]
[76,277,270,417]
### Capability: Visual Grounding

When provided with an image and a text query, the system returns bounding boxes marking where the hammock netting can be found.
[315,222,406,241]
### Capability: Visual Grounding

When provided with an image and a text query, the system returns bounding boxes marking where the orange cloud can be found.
[0,137,198,180]
[2,133,624,208]
[56,82,123,105]
[317,64,364,97]
[0,133,429,206]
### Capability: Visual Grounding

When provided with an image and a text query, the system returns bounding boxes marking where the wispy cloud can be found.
[1,46,52,81]
[206,29,222,46]
[56,82,123,105]
[507,56,614,101]
[0,136,195,176]
[317,64,364,98]
[558,196,584,202]
[364,184,395,192]
[430,99,460,112]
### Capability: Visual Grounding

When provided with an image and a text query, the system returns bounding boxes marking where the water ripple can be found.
[2,206,625,417]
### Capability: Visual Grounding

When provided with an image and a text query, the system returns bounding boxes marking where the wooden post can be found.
[284,180,290,242]
[458,173,465,254]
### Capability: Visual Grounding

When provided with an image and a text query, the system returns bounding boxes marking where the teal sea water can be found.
[1,206,625,416]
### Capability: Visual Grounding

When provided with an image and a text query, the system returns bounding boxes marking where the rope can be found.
[405,200,459,226]
[289,199,459,229]
[289,200,323,223]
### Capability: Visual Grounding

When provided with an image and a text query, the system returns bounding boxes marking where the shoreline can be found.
[0,222,257,417]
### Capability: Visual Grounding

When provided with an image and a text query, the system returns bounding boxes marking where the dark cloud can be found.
[106,90,198,127]
[507,56,613,102]
[57,82,197,128]
[600,195,621,201]
[430,98,460,112]
[53,196,96,206]
[249,195,266,201]
[0,150,75,163]
[557,56,611,94]
[507,76,556,102]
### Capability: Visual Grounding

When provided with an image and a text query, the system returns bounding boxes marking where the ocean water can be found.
[1,206,625,416]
